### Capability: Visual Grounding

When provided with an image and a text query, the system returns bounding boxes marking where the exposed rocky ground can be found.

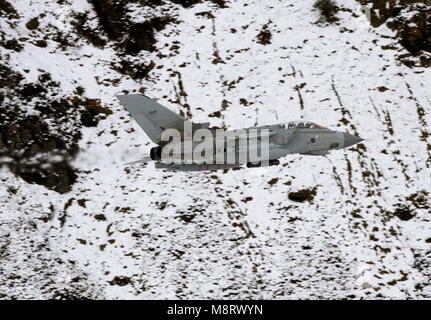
[357,0,431,67]
[0,0,430,299]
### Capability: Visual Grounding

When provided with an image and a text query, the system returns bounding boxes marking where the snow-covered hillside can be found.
[0,0,430,299]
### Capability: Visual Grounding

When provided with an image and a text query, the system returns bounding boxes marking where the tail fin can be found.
[116,94,186,144]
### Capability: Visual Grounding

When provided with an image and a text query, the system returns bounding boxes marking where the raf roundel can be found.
[310,137,316,143]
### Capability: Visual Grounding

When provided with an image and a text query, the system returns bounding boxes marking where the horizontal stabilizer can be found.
[124,156,152,166]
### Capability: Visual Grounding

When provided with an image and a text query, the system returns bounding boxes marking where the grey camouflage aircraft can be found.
[117,94,363,171]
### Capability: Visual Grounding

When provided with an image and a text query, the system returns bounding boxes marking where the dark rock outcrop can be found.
[393,205,415,221]
[288,187,318,203]
[314,0,339,23]
[358,0,431,66]
[87,0,172,54]
[0,64,110,193]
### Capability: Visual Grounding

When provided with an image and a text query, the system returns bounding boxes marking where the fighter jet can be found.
[117,94,363,171]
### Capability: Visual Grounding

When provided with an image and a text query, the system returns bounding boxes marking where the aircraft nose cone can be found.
[343,133,363,148]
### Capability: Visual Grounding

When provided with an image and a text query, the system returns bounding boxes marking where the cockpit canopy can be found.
[284,121,327,129]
